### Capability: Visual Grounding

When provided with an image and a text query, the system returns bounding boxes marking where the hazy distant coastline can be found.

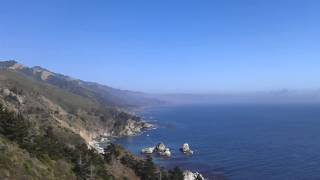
[150,90,320,105]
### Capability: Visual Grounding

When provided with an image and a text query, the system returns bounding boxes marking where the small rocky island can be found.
[180,143,194,155]
[141,142,206,179]
[141,142,172,157]
[142,142,194,157]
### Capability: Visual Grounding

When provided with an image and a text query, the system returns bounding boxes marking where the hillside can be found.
[0,104,186,179]
[0,60,185,180]
[1,60,161,107]
[0,60,161,143]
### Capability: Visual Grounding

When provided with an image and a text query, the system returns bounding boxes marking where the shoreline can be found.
[89,106,210,180]
[91,121,209,179]
[90,118,156,153]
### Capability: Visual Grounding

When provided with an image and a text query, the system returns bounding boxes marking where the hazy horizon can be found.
[3,60,320,99]
[1,0,320,93]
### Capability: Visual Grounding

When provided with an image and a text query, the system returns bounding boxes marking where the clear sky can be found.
[1,0,320,93]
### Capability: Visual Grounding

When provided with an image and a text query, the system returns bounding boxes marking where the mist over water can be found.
[116,104,320,179]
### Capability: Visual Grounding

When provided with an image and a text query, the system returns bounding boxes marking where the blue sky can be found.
[1,0,320,93]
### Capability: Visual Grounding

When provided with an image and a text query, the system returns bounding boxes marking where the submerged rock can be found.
[142,122,153,129]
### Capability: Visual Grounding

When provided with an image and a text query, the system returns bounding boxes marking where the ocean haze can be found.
[152,90,320,105]
[2,60,320,105]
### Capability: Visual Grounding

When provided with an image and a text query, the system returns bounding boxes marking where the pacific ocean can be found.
[115,104,320,179]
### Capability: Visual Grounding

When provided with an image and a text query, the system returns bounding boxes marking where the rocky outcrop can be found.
[141,143,171,157]
[183,170,206,180]
[8,63,24,70]
[181,143,194,155]
[156,143,166,152]
[141,147,155,154]
[88,140,105,154]
[31,66,54,80]
[118,119,153,136]
[159,148,171,157]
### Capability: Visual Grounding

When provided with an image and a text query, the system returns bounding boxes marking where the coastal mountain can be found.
[1,60,161,107]
[0,60,159,142]
[0,60,188,180]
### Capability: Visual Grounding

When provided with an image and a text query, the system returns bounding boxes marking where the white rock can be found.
[181,143,194,154]
[182,143,190,152]
[15,95,24,104]
[160,148,171,157]
[89,140,105,154]
[156,143,166,152]
[3,88,11,96]
[164,148,171,156]
[142,122,153,128]
[141,147,155,154]
[183,170,206,180]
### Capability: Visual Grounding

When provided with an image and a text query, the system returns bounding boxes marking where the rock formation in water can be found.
[181,143,194,154]
[141,142,172,157]
[141,147,155,154]
[183,170,206,180]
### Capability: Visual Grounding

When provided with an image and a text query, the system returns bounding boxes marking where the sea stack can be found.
[181,143,194,154]
[141,143,172,157]
[156,142,166,152]
[155,143,172,157]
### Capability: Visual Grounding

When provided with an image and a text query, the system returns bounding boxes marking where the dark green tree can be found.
[168,167,184,180]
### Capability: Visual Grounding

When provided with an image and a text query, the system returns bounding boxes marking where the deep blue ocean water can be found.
[115,104,320,180]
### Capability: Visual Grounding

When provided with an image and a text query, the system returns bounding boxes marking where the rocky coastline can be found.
[88,114,207,180]
[89,118,154,153]
[140,142,206,179]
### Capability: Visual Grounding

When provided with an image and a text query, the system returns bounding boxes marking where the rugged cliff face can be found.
[0,60,154,144]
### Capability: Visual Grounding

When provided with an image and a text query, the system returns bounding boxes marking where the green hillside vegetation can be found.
[0,103,112,179]
[0,104,184,179]
[0,136,76,180]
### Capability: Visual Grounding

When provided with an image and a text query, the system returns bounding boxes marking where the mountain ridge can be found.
[0,60,157,145]
[0,60,161,108]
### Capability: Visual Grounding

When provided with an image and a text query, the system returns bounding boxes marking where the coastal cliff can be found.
[0,60,191,180]
[0,61,155,145]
